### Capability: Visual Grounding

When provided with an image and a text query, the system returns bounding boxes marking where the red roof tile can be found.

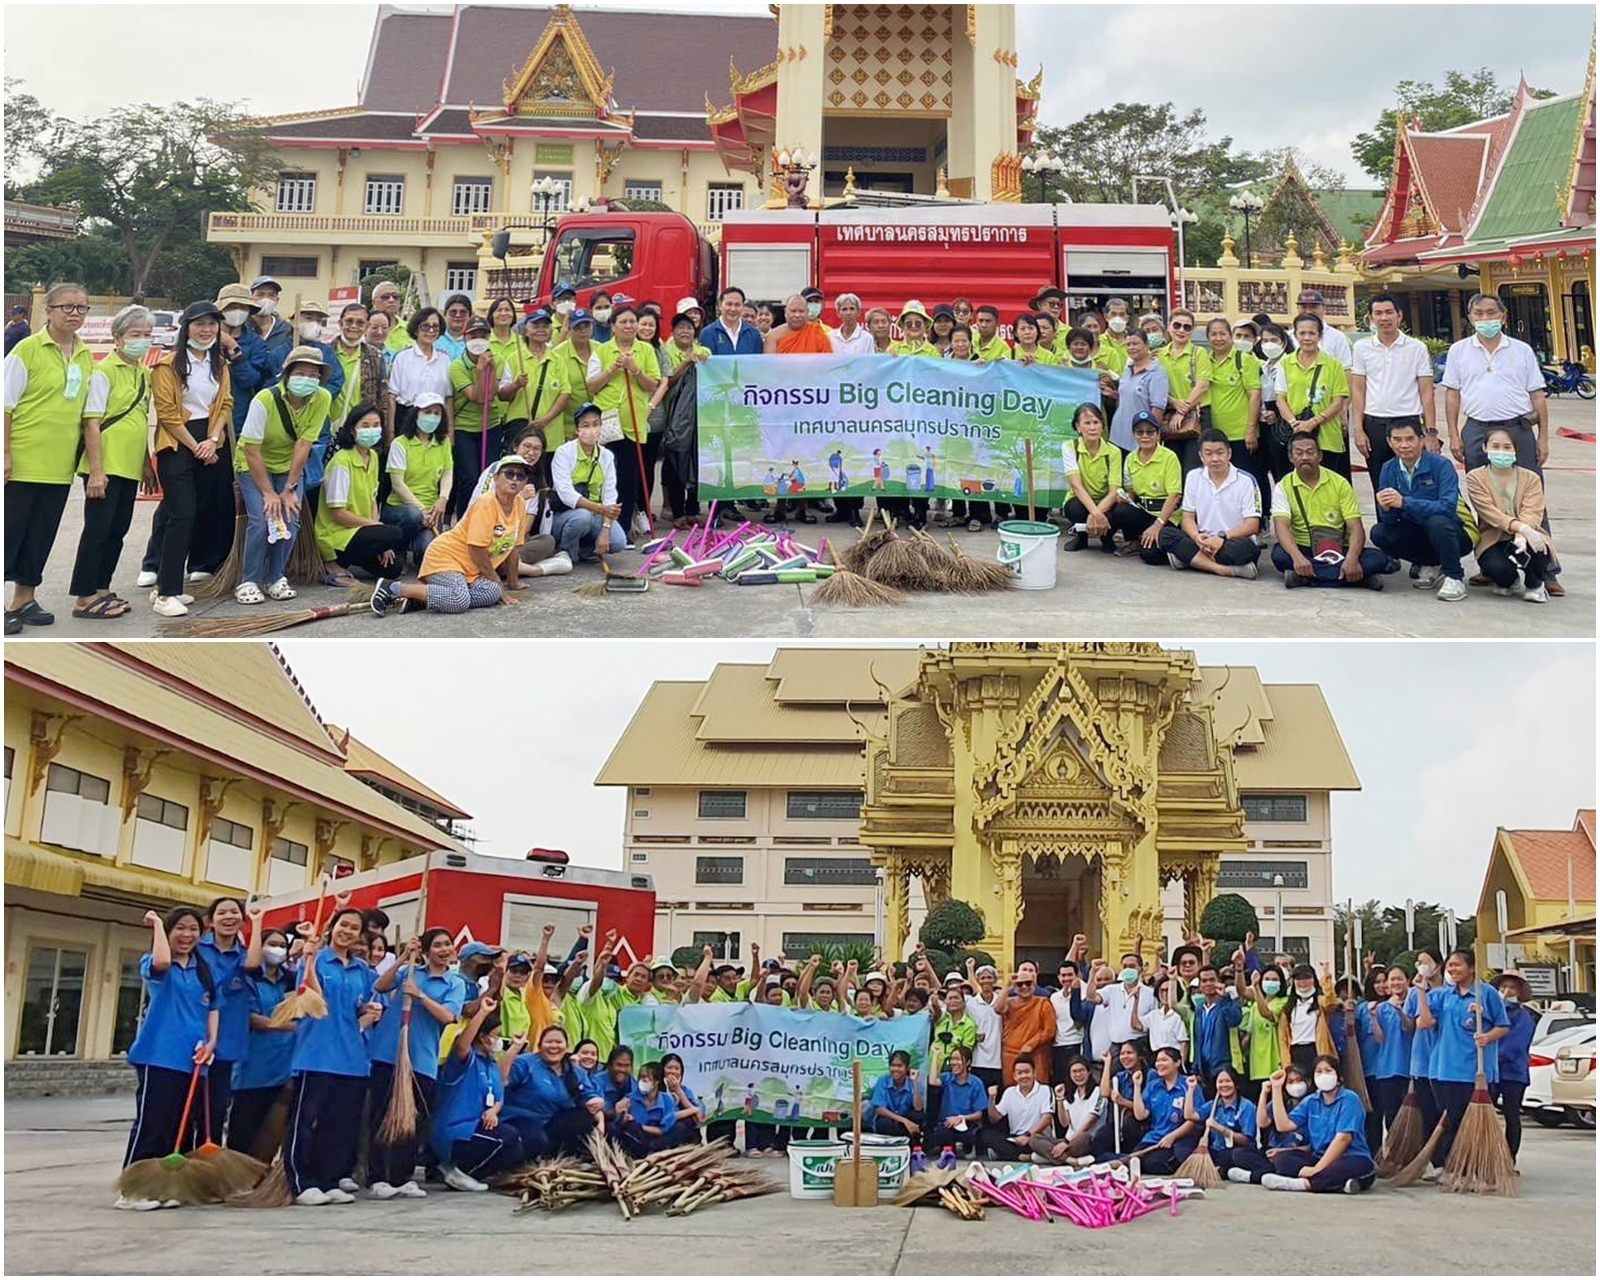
[1407,133,1490,232]
[1504,824,1596,903]
[361,10,455,113]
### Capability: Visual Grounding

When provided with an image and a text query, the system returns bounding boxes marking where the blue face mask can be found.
[287,375,320,398]
[416,413,442,435]
[1474,319,1503,340]
[1486,449,1518,470]
[355,426,383,449]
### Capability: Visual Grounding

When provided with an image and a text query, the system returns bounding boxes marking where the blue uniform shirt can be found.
[628,1083,675,1129]
[600,1071,634,1118]
[1290,1086,1372,1162]
[1404,986,1440,1079]
[1358,1000,1410,1081]
[1426,981,1509,1084]
[937,1071,988,1124]
[127,952,213,1073]
[198,934,252,1063]
[1192,996,1243,1074]
[1263,1089,1310,1150]
[1195,1095,1257,1152]
[289,950,375,1078]
[867,1075,919,1119]
[431,1047,502,1158]
[365,964,467,1079]
[1497,1004,1536,1086]
[503,1054,598,1127]
[1140,1074,1191,1143]
[232,970,296,1090]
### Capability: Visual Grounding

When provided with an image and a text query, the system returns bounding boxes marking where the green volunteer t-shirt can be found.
[386,435,452,509]
[79,352,151,482]
[1122,446,1184,525]
[314,445,380,559]
[1062,438,1122,503]
[1275,352,1350,454]
[1197,348,1262,442]
[6,331,94,484]
[973,334,1012,362]
[1273,468,1362,547]
[449,353,506,435]
[238,385,332,475]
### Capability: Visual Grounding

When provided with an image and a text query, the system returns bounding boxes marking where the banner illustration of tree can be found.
[697,354,1098,508]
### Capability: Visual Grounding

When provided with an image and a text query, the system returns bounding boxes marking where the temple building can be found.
[598,644,1358,971]
[207,4,1038,301]
[1363,47,1595,358]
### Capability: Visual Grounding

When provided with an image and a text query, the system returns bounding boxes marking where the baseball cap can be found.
[552,283,577,300]
[931,303,956,321]
[567,308,595,327]
[458,941,502,962]
[249,275,283,293]
[525,307,553,325]
[415,391,446,410]
[507,953,534,971]
[801,287,824,302]
[465,315,491,336]
[711,964,742,977]
[573,400,602,423]
[675,296,702,316]
[1130,410,1161,433]
[1297,289,1325,304]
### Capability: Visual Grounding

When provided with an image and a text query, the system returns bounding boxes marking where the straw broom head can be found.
[377,1002,418,1146]
[287,514,328,583]
[229,1159,293,1208]
[189,508,247,600]
[811,569,905,607]
[1376,1082,1424,1177]
[161,602,358,639]
[1174,1144,1222,1189]
[194,1145,268,1197]
[1388,1114,1449,1187]
[1440,1077,1519,1196]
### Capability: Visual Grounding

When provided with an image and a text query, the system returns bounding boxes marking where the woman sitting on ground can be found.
[1184,1064,1270,1182]
[500,1023,603,1159]
[382,390,452,571]
[927,1043,987,1156]
[866,1049,924,1140]
[472,425,567,578]
[1262,1055,1375,1194]
[369,454,531,617]
[1124,1046,1199,1175]
[430,996,525,1192]
[621,1053,704,1156]
[1041,1056,1101,1163]
[1061,403,1122,553]
[1091,1042,1148,1160]
[312,403,406,587]
[1466,424,1557,603]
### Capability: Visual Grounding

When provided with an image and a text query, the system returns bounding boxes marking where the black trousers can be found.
[226,1082,288,1157]
[124,1063,195,1168]
[334,523,406,577]
[1063,496,1117,550]
[637,435,661,521]
[1271,543,1390,585]
[1360,415,1412,500]
[449,1125,527,1177]
[190,438,236,575]
[1367,1074,1408,1152]
[451,427,503,521]
[661,446,699,520]
[1322,448,1351,481]
[366,1062,437,1187]
[285,1070,367,1195]
[1090,1111,1144,1159]
[606,439,647,534]
[1430,1078,1476,1169]
[1370,515,1471,582]
[927,1122,980,1155]
[69,475,139,596]
[201,1060,235,1149]
[154,447,201,597]
[1477,541,1550,590]
[1414,1076,1441,1155]
[1214,1145,1275,1180]
[1229,438,1272,514]
[1160,525,1260,568]
[4,480,71,589]
[1492,1080,1526,1159]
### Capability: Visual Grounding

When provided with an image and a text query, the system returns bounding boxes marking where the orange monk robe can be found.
[774,322,834,355]
[1001,993,1057,1086]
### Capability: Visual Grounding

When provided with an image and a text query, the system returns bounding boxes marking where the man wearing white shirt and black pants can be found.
[1086,952,1158,1057]
[1159,429,1263,579]
[1350,292,1435,501]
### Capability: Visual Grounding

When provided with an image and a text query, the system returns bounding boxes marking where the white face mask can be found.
[1108,315,1128,333]
[254,297,279,317]
[592,308,613,324]
[298,320,323,340]
[1286,1081,1309,1099]
[1294,984,1315,998]
[1314,1072,1339,1093]
[466,338,491,357]
[222,308,251,328]
[556,300,575,316]
[1261,341,1285,360]
[1416,963,1435,979]
[1233,338,1254,354]
[263,945,288,966]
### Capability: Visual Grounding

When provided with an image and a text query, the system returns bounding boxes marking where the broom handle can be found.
[480,355,495,477]
[202,1069,214,1145]
[171,1059,206,1157]
[1024,439,1035,522]
[623,369,653,537]
[1473,984,1484,1078]
[294,878,332,995]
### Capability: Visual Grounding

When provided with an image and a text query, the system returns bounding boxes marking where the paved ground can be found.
[12,395,1594,641]
[4,1094,1594,1275]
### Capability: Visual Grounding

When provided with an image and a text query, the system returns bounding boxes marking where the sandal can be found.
[6,600,54,628]
[71,594,131,620]
[320,570,356,588]
[235,582,266,605]
[265,578,298,602]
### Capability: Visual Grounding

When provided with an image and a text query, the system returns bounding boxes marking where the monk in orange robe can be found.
[767,294,834,355]
[995,961,1057,1086]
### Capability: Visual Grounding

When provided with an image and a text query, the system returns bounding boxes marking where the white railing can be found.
[208,212,474,236]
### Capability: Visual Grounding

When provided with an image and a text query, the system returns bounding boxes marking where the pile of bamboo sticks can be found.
[505,1157,608,1214]
[505,1137,778,1220]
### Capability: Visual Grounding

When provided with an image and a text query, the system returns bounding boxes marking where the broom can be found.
[1376,1081,1425,1178]
[194,1068,268,1195]
[1023,438,1036,522]
[270,878,332,1026]
[161,601,359,639]
[116,1058,226,1206]
[621,359,655,543]
[377,992,418,1145]
[191,489,247,601]
[943,533,1014,594]
[1388,1114,1448,1187]
[248,1080,296,1164]
[1174,1115,1223,1189]
[864,517,941,591]
[811,569,904,607]
[1440,991,1518,1196]
[571,546,630,598]
[1340,920,1372,1111]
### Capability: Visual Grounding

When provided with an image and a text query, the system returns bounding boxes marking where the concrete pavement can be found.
[12,395,1594,641]
[2,1093,1593,1275]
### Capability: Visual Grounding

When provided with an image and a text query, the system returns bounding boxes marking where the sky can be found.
[273,639,1596,916]
[3,2,1591,184]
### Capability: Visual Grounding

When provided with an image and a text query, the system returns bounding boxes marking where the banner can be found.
[697,353,1099,507]
[618,1002,930,1126]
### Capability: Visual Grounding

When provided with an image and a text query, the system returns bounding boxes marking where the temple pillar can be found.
[991,839,1023,972]
[947,6,1017,201]
[883,850,910,961]
[921,857,951,913]
[1099,834,1164,960]
[774,6,826,206]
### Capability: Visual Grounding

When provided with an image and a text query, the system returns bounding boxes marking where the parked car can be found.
[1527,1024,1597,1125]
[1550,1037,1596,1129]
[150,310,180,348]
[1531,1004,1593,1046]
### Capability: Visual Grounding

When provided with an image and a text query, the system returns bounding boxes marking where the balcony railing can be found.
[1179,235,1361,327]
[209,212,475,237]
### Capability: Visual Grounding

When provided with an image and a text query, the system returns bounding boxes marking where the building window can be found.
[275,173,317,213]
[41,763,116,856]
[784,856,877,886]
[364,176,406,216]
[132,793,190,875]
[532,171,573,212]
[206,817,255,890]
[631,852,648,862]
[692,930,741,960]
[267,835,310,895]
[707,184,745,221]
[1255,936,1312,963]
[16,946,88,1056]
[443,262,478,296]
[1218,859,1309,890]
[698,790,747,819]
[623,180,663,203]
[787,791,863,820]
[112,950,147,1055]
[782,932,874,953]
[259,255,319,279]
[1242,794,1308,823]
[136,794,188,829]
[451,177,493,217]
[695,856,743,885]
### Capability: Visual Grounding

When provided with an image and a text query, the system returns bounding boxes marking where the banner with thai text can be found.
[696,353,1099,507]
[618,1002,931,1126]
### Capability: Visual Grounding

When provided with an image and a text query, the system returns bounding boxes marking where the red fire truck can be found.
[254,848,656,968]
[531,202,1175,328]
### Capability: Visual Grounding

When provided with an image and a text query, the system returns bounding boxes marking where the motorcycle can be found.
[1542,360,1596,399]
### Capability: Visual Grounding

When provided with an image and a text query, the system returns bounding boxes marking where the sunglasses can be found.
[500,470,530,484]
[1133,426,1159,435]
[1170,322,1193,332]
[417,323,441,333]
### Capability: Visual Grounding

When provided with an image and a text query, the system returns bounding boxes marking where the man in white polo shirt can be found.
[980,1054,1055,1161]
[1350,292,1435,500]
[1158,428,1262,579]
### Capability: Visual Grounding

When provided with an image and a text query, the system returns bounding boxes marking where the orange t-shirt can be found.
[419,489,529,580]
[775,323,833,355]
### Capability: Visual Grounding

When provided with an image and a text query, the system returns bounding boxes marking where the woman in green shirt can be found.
[1241,964,1289,1099]
[585,304,661,541]
[4,282,94,632]
[1273,315,1350,480]
[69,305,154,620]
[382,391,452,570]
[1061,403,1122,553]
[313,403,406,582]
[1109,411,1184,565]
[448,316,509,522]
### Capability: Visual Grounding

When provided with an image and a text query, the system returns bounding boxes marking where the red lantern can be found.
[1507,252,1524,271]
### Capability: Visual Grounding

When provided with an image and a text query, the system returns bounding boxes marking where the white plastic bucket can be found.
[996,519,1059,590]
[844,1133,911,1191]
[787,1138,846,1199]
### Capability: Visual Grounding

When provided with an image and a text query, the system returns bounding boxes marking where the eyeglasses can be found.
[1132,427,1159,436]
[49,304,90,315]
[500,471,530,484]
[1170,322,1193,332]
[416,323,441,333]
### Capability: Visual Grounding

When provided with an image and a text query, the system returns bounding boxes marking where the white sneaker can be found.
[369,1181,399,1200]
[1260,1172,1308,1192]
[185,570,213,584]
[1493,585,1517,597]
[1523,583,1549,603]
[1231,561,1259,580]
[441,1165,488,1192]
[1437,576,1467,602]
[1166,552,1184,570]
[150,594,188,618]
[1411,565,1442,589]
[265,577,297,601]
[537,551,573,577]
[135,570,158,588]
[395,1180,428,1198]
[338,1178,360,1194]
[114,1195,162,1211]
[1342,1177,1365,1195]
[1225,1167,1253,1184]
[149,589,194,606]
[159,1199,182,1210]
[1421,1166,1442,1183]
[324,1187,356,1204]
[294,1187,330,1206]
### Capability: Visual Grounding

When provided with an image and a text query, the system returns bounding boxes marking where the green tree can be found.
[3,78,55,194]
[919,899,986,953]
[1334,900,1478,968]
[1198,893,1260,954]
[1350,68,1555,182]
[16,92,275,297]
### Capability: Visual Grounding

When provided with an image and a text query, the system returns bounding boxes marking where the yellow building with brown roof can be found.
[3,643,468,1069]
[598,643,1359,970]
[1475,809,1596,994]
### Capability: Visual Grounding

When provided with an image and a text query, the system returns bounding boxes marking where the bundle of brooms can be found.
[833,511,1011,598]
[160,597,365,638]
[893,1167,986,1220]
[504,1156,609,1214]
[506,1135,777,1219]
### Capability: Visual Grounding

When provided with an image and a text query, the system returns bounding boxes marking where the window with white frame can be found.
[706,184,745,221]
[532,171,573,212]
[276,173,317,213]
[443,262,478,296]
[364,176,406,216]
[206,817,256,890]
[132,794,190,875]
[1241,794,1308,823]
[267,835,310,895]
[451,177,493,217]
[40,764,117,856]
[623,179,662,203]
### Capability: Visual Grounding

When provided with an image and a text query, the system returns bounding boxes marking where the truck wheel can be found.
[1533,1109,1568,1128]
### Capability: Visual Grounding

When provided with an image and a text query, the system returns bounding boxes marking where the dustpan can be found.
[833,1060,878,1207]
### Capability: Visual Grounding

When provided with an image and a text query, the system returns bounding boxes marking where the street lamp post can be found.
[530,175,564,247]
[1133,174,1197,301]
[1272,874,1284,955]
[1021,152,1068,204]
[1229,190,1265,269]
